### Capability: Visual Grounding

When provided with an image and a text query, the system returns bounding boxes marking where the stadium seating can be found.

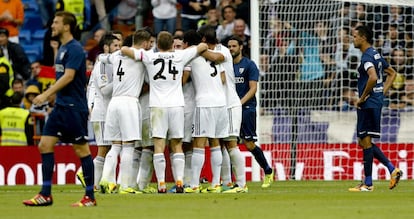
[32,29,47,54]
[22,12,44,33]
[19,29,31,45]
[22,0,39,13]
[22,44,41,63]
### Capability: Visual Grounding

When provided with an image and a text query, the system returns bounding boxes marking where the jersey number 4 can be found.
[153,58,178,80]
[116,60,125,81]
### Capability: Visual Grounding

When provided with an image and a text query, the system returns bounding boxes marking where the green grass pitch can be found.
[1,180,413,219]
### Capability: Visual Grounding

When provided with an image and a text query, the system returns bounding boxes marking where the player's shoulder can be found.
[215,44,229,52]
[66,40,84,53]
[242,57,255,65]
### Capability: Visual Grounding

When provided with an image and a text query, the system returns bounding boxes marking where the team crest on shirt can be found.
[59,51,66,60]
[239,68,245,74]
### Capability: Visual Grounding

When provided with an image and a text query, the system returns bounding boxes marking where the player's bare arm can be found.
[120,46,136,59]
[356,67,377,108]
[383,66,397,95]
[240,80,258,105]
[201,50,225,63]
[220,70,226,84]
[32,69,76,105]
[196,42,209,55]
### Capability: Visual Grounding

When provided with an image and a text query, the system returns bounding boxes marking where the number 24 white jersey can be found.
[137,47,198,107]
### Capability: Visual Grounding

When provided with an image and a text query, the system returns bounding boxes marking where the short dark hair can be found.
[198,25,217,44]
[10,92,23,105]
[222,5,236,19]
[55,11,77,35]
[123,34,133,47]
[227,35,243,46]
[183,30,201,46]
[174,35,183,41]
[99,33,119,50]
[0,27,9,37]
[12,78,24,86]
[355,25,373,44]
[142,26,155,37]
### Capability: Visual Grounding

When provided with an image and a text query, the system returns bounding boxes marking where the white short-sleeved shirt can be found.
[89,60,113,121]
[215,44,241,108]
[101,49,145,98]
[136,47,198,107]
[189,55,226,107]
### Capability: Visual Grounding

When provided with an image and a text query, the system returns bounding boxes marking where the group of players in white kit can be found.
[78,25,273,194]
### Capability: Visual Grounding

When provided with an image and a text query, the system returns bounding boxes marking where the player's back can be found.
[190,56,226,107]
[215,44,241,108]
[110,50,145,98]
[141,48,197,107]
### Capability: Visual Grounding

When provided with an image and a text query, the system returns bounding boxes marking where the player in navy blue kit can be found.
[23,11,96,206]
[348,25,402,192]
[228,36,274,188]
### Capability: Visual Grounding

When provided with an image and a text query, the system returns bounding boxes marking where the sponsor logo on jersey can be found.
[235,77,244,83]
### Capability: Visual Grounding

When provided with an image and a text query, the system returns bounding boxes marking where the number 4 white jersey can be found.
[138,47,198,107]
[102,49,146,98]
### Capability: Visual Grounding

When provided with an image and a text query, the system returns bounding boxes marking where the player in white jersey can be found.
[98,30,152,194]
[197,26,247,192]
[182,66,196,187]
[135,81,157,193]
[131,32,158,193]
[77,33,121,192]
[121,31,208,193]
[167,36,195,192]
[181,30,229,193]
[211,35,247,193]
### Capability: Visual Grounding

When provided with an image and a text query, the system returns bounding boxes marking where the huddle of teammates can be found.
[78,25,275,194]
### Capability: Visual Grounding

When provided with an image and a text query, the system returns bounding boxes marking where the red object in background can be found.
[38,65,56,92]
[0,143,413,185]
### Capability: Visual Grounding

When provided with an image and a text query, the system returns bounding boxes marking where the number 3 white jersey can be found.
[102,49,146,98]
[189,54,226,107]
[215,44,241,108]
[137,47,198,107]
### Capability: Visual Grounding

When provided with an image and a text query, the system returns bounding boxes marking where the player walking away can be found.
[349,25,402,192]
[98,30,152,194]
[23,11,96,207]
[227,35,275,188]
[76,33,121,192]
[121,31,208,193]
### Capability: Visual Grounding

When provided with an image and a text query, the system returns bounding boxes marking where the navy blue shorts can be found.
[357,107,381,139]
[43,105,89,144]
[240,106,257,142]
